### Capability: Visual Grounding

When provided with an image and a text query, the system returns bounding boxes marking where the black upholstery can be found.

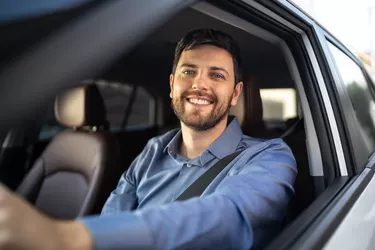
[281,118,315,221]
[17,84,121,219]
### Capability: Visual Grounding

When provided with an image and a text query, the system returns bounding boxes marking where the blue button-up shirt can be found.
[81,117,297,250]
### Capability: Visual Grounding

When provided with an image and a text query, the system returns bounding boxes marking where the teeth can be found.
[189,98,210,105]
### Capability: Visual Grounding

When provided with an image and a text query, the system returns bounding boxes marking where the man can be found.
[0,29,297,250]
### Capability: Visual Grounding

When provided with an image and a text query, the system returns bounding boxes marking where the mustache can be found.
[180,90,217,102]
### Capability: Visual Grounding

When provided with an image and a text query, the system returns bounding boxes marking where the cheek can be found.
[173,82,188,97]
[171,87,183,102]
[172,86,182,96]
[216,88,233,102]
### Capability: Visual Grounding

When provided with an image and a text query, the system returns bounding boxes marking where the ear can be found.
[169,74,174,98]
[231,82,243,106]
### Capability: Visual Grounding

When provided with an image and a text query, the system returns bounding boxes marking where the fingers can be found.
[0,185,10,205]
[0,184,11,196]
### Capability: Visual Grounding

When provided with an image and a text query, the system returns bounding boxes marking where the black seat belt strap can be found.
[176,150,243,201]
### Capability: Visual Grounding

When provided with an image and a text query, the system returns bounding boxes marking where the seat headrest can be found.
[55,84,107,129]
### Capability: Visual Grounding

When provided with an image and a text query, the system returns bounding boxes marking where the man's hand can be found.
[0,184,93,250]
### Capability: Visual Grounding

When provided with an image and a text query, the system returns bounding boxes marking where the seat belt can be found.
[176,150,243,201]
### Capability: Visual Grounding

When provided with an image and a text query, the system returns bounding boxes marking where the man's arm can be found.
[56,221,93,250]
[80,140,297,250]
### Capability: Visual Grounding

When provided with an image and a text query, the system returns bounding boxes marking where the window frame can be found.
[230,0,350,180]
[204,2,356,247]
[218,0,375,249]
[321,30,375,173]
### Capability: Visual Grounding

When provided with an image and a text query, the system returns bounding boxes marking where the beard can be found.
[171,89,233,131]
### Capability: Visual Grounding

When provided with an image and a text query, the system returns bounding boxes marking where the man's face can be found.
[170,45,243,131]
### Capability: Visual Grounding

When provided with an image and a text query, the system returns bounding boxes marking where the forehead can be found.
[178,45,234,71]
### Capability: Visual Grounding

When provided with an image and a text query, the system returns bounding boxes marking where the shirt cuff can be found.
[79,213,153,250]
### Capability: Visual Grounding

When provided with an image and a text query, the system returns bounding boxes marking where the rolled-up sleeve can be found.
[80,140,297,250]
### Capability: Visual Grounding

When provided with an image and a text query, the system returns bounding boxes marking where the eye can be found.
[211,72,224,79]
[183,70,196,75]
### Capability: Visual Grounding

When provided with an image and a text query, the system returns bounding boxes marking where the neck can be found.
[179,116,229,159]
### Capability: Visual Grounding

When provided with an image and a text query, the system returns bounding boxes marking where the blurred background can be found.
[291,0,375,80]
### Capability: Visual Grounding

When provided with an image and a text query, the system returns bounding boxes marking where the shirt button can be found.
[186,164,192,167]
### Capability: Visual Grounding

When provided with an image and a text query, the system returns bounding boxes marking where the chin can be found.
[182,115,223,131]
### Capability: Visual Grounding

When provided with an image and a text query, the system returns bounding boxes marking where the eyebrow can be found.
[209,66,229,76]
[179,64,229,76]
[179,63,198,68]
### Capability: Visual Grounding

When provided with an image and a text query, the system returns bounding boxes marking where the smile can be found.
[187,98,213,105]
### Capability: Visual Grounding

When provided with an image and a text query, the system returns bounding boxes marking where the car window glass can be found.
[328,43,375,152]
[260,88,297,121]
[38,81,155,140]
[96,80,132,130]
[127,86,155,131]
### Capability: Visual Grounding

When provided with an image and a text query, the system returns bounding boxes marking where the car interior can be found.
[0,0,321,241]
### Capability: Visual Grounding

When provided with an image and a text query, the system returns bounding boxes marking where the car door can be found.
[311,27,375,250]
[265,1,375,249]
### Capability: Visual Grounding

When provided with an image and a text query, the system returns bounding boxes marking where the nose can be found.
[191,74,208,91]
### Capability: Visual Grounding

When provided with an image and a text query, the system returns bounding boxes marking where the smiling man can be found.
[0,29,297,250]
[171,44,237,131]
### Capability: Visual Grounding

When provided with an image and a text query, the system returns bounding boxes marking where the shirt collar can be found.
[163,116,243,160]
[163,129,182,156]
[207,116,243,159]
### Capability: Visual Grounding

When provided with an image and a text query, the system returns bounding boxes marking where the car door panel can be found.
[324,168,375,249]
[265,176,350,250]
